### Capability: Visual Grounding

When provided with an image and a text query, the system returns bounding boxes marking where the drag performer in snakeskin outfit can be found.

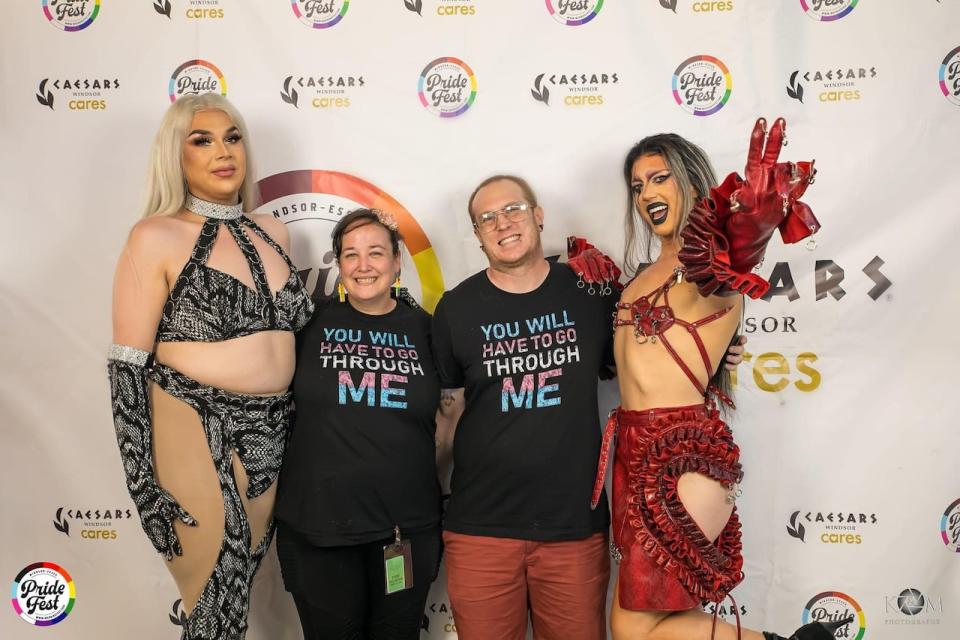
[107,94,312,639]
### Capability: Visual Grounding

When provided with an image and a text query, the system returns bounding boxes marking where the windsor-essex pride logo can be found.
[939,46,960,106]
[544,0,603,26]
[800,0,857,22]
[257,170,445,312]
[169,60,227,103]
[11,563,75,626]
[672,55,731,116]
[802,592,863,640]
[42,0,100,31]
[418,57,476,118]
[291,0,349,28]
[941,497,960,551]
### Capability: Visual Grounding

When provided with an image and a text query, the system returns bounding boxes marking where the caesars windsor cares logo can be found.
[672,55,732,116]
[256,170,445,312]
[800,0,858,22]
[11,563,75,627]
[291,0,349,28]
[404,0,477,17]
[42,0,100,31]
[786,509,879,545]
[280,74,365,109]
[658,0,735,13]
[786,65,878,104]
[152,0,226,19]
[169,60,226,103]
[802,592,864,640]
[35,76,119,111]
[939,46,960,106]
[418,57,477,118]
[530,72,619,107]
[52,506,133,540]
[545,0,603,26]
[883,587,944,625]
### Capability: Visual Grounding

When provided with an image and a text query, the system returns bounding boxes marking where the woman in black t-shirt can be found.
[275,209,449,640]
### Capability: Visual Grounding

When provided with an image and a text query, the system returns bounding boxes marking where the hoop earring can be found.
[337,281,346,303]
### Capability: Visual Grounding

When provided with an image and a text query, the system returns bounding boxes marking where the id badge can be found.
[383,527,413,595]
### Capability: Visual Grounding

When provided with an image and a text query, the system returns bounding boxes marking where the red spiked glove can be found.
[567,236,623,294]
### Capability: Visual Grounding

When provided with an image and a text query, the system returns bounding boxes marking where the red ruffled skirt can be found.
[596,404,744,611]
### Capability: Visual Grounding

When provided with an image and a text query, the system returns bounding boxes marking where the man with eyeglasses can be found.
[431,174,617,640]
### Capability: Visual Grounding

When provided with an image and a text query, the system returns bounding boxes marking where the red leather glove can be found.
[680,117,820,299]
[566,236,623,294]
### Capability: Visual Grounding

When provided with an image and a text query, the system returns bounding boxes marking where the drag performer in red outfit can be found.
[581,118,852,640]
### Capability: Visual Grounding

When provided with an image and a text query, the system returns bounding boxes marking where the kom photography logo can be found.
[883,587,943,626]
[545,0,603,26]
[35,76,120,111]
[291,0,349,28]
[280,74,365,109]
[52,505,133,540]
[152,0,226,19]
[418,57,476,118]
[42,0,100,31]
[11,563,75,626]
[786,65,877,104]
[941,497,960,551]
[672,55,731,116]
[257,170,445,311]
[939,46,960,106]
[659,0,735,13]
[404,0,477,17]
[530,71,619,107]
[803,592,863,639]
[169,60,226,102]
[800,0,858,22]
[786,509,878,545]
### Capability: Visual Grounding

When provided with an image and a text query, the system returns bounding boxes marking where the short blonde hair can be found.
[141,94,259,218]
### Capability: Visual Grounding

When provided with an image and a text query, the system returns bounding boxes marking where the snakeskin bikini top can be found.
[155,196,314,343]
[613,266,733,403]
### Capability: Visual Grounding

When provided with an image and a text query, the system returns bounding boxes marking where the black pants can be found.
[277,523,441,640]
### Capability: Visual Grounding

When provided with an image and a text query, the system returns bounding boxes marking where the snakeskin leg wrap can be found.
[149,364,291,640]
[611,404,745,611]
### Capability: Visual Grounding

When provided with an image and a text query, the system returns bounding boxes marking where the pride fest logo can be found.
[800,0,857,22]
[42,0,100,31]
[802,592,864,640]
[418,57,477,118]
[11,563,75,626]
[168,60,227,103]
[291,0,349,28]
[940,498,960,551]
[256,170,445,312]
[545,0,603,26]
[939,46,960,107]
[672,55,732,116]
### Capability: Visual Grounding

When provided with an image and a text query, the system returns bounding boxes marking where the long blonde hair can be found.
[141,94,259,218]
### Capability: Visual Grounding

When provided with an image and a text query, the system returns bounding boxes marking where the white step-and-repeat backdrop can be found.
[2,1,958,638]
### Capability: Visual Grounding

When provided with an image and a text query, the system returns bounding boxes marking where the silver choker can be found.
[185,193,243,220]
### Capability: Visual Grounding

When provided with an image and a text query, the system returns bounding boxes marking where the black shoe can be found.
[763,615,855,640]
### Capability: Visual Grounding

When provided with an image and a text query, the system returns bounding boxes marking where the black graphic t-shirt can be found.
[276,299,442,546]
[432,263,613,541]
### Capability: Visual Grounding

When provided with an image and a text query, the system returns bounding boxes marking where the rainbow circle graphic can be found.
[257,170,445,312]
[290,0,349,28]
[939,46,960,106]
[940,497,960,550]
[42,0,100,31]
[800,0,858,22]
[168,60,228,103]
[544,0,603,26]
[802,592,865,640]
[672,55,732,117]
[10,562,75,626]
[418,57,477,119]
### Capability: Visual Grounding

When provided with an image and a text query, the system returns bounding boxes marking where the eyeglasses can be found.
[473,203,533,233]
